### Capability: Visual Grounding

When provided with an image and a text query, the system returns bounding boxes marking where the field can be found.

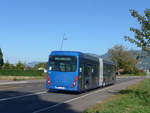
[84,79,150,113]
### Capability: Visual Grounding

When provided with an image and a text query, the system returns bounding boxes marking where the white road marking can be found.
[0,91,47,102]
[33,86,114,113]
[0,81,29,85]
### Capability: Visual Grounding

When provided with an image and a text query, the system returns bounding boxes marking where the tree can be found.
[3,60,11,70]
[108,45,138,74]
[9,64,16,70]
[16,61,25,70]
[125,9,150,54]
[0,48,4,69]
[3,60,16,70]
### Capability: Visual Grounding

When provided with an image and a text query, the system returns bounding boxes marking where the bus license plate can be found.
[56,87,65,89]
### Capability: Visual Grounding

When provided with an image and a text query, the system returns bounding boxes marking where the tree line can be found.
[1,61,47,70]
[0,49,47,70]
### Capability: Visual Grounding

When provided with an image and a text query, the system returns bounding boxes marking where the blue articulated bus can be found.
[46,51,116,92]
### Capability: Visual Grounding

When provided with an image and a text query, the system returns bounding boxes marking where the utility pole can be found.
[60,33,67,50]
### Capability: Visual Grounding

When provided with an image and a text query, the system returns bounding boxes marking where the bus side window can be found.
[87,64,92,76]
[84,64,88,77]
[93,65,98,76]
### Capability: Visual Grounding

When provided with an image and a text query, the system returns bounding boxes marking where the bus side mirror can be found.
[80,67,82,73]
[49,66,52,71]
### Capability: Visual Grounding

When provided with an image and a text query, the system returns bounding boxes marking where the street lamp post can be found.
[60,34,67,50]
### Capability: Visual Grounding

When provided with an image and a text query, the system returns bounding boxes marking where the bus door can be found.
[84,64,93,89]
[79,64,84,90]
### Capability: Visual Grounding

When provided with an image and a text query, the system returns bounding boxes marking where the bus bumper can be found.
[46,85,79,92]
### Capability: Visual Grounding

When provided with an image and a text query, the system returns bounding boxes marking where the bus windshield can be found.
[49,56,77,72]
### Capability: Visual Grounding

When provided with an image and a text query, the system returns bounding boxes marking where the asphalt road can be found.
[0,76,145,113]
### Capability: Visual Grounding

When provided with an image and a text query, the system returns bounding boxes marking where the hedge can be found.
[0,70,43,76]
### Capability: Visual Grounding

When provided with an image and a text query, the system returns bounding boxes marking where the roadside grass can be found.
[84,79,150,113]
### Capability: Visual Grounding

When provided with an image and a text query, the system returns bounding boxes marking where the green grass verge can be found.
[84,79,150,113]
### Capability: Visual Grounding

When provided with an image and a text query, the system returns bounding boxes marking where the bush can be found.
[0,70,43,76]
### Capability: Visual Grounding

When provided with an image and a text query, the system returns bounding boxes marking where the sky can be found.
[0,0,150,64]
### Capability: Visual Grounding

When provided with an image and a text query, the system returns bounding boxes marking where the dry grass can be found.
[0,75,44,81]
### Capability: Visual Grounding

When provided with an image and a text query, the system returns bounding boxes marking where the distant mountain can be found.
[136,51,150,70]
[26,61,41,67]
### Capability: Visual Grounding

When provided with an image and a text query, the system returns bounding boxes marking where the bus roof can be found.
[50,51,82,56]
[49,51,115,65]
[86,53,115,65]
